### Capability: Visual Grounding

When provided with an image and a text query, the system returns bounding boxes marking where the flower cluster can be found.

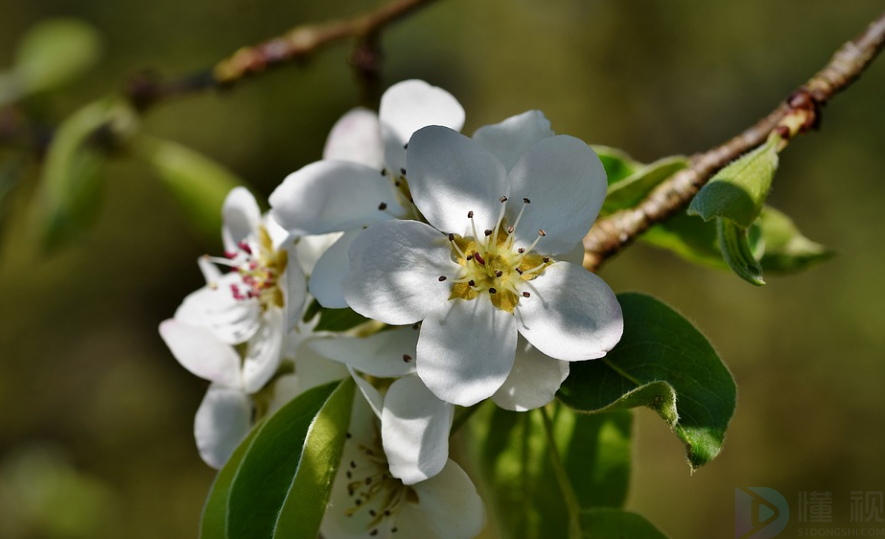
[160,80,622,538]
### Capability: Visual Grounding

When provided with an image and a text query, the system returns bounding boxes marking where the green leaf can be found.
[12,19,101,98]
[467,404,632,539]
[642,211,727,270]
[272,378,355,538]
[558,293,736,470]
[131,136,244,241]
[580,508,670,539]
[199,422,263,539]
[718,218,765,286]
[688,135,779,228]
[30,98,130,250]
[224,379,353,539]
[601,156,689,216]
[592,145,643,186]
[757,206,834,273]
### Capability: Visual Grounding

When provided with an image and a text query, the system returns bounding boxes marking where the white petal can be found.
[516,262,623,361]
[323,107,385,169]
[310,326,419,377]
[408,459,486,539]
[491,340,570,411]
[293,232,344,275]
[174,273,261,345]
[280,240,308,331]
[307,229,361,309]
[158,319,242,387]
[379,79,465,174]
[382,375,454,485]
[407,126,509,235]
[350,367,384,419]
[506,135,608,255]
[263,213,291,250]
[269,161,404,235]
[221,187,261,254]
[197,256,222,283]
[242,307,286,393]
[472,110,554,172]
[343,220,458,325]
[417,298,517,407]
[194,385,252,469]
[268,344,349,413]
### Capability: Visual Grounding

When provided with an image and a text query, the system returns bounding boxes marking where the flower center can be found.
[443,197,551,313]
[209,225,287,309]
[343,434,417,536]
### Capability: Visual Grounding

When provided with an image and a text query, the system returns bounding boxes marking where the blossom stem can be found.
[539,405,584,539]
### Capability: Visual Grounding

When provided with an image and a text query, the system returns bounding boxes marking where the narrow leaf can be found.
[131,135,244,241]
[757,206,834,273]
[199,423,264,539]
[273,378,355,537]
[12,18,101,97]
[558,293,736,470]
[225,380,352,539]
[592,145,643,186]
[688,136,779,228]
[718,218,765,285]
[580,508,671,539]
[602,156,689,215]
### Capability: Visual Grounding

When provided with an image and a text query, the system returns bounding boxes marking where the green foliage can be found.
[131,136,244,242]
[580,509,671,538]
[0,19,101,105]
[30,98,134,250]
[601,156,689,216]
[718,217,765,285]
[558,293,736,471]
[592,145,643,185]
[466,403,632,539]
[756,206,834,273]
[201,379,355,539]
[688,136,779,228]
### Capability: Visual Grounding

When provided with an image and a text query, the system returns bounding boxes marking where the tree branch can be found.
[126,0,441,110]
[583,9,885,272]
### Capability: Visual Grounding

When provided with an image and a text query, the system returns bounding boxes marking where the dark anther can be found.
[384,510,392,516]
[507,226,514,233]
[394,180,401,186]
[468,279,476,287]
[355,499,363,506]
[403,354,412,362]
[346,432,352,439]
[400,168,407,175]
[438,275,447,282]
[484,229,492,236]
[378,202,388,210]
[523,291,531,298]
[346,471,352,479]
[468,210,474,218]
[518,248,525,253]
[539,229,547,236]
[350,461,357,468]
[499,195,508,203]
[369,510,377,517]
[523,197,531,204]
[489,288,497,294]
[403,143,409,149]
[366,477,373,485]
[543,257,550,263]
[381,168,387,176]
[448,233,455,241]
[466,255,473,261]
[392,528,399,533]
[516,268,523,275]
[369,528,377,535]
[495,270,503,277]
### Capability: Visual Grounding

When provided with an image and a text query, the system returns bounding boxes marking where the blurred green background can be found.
[2,0,884,537]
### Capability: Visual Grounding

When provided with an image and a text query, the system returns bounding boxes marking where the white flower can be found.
[342,121,623,407]
[321,393,484,539]
[311,327,454,484]
[269,79,465,308]
[158,187,314,467]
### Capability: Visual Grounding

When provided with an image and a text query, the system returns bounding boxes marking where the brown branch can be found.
[583,9,885,272]
[126,0,441,111]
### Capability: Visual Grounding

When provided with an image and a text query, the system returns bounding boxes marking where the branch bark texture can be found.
[583,9,885,272]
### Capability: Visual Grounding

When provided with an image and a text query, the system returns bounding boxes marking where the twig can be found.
[583,9,885,272]
[126,0,440,111]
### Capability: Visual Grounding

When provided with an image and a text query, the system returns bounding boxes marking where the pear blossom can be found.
[311,327,454,484]
[269,79,465,308]
[321,392,484,539]
[343,123,624,408]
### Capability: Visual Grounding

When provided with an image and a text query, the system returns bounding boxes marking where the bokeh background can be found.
[2,0,884,537]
